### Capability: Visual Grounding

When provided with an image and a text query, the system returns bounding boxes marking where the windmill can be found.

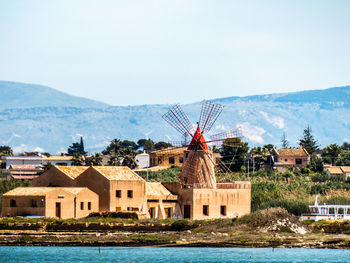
[162,101,242,189]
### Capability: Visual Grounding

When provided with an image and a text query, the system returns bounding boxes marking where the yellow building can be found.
[1,187,99,219]
[149,147,186,167]
[146,182,177,219]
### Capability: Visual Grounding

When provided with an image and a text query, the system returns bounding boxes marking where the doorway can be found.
[56,202,61,218]
[184,205,191,219]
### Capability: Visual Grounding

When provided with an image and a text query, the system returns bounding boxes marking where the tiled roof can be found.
[273,148,309,157]
[92,166,145,181]
[341,166,350,173]
[146,182,177,200]
[43,156,73,161]
[326,166,344,175]
[55,166,89,179]
[149,147,186,156]
[3,187,87,196]
[9,165,42,170]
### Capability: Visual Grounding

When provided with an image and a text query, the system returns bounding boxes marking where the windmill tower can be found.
[163,101,228,189]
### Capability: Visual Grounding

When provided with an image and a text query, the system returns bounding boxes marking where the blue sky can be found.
[0,0,349,106]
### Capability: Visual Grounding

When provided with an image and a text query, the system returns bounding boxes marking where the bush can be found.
[171,219,189,231]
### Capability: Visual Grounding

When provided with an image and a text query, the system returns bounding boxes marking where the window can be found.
[128,207,138,212]
[220,206,226,216]
[284,159,288,162]
[88,202,91,210]
[179,157,183,164]
[80,202,84,210]
[127,190,133,198]
[116,207,121,212]
[31,199,37,207]
[1,162,6,169]
[149,207,155,218]
[296,158,302,165]
[203,205,209,216]
[10,199,16,207]
[169,157,175,164]
[116,190,121,198]
[165,208,172,218]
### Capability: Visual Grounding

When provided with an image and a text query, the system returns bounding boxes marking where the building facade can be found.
[1,187,98,219]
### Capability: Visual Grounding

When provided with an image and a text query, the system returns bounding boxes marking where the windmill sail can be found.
[162,104,194,137]
[198,101,224,134]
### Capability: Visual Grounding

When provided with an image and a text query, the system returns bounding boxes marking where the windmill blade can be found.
[167,141,187,147]
[198,101,224,134]
[162,104,194,137]
[210,127,243,146]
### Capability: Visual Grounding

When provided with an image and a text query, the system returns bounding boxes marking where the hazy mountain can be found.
[0,81,349,153]
[0,81,109,109]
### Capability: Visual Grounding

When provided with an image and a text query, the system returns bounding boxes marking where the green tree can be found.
[72,153,85,166]
[322,144,342,166]
[342,142,350,151]
[103,139,137,168]
[154,141,173,150]
[137,139,155,152]
[0,146,13,156]
[121,140,138,150]
[309,154,324,172]
[299,125,319,154]
[336,151,350,166]
[220,139,249,172]
[67,136,87,156]
[90,153,103,166]
[42,162,53,172]
[281,132,289,148]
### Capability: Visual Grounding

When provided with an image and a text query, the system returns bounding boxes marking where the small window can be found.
[284,159,288,162]
[116,207,121,212]
[80,202,84,210]
[127,190,133,198]
[116,190,121,198]
[88,202,91,210]
[127,207,138,212]
[179,157,183,164]
[296,158,302,165]
[10,199,16,207]
[220,205,226,216]
[31,199,37,207]
[203,205,209,216]
[169,157,175,164]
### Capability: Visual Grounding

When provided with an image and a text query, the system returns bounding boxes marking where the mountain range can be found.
[0,80,349,154]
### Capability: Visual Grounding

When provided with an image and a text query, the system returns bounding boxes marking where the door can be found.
[184,205,191,219]
[56,202,61,218]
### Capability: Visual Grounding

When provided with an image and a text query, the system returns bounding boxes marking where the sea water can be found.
[0,246,349,263]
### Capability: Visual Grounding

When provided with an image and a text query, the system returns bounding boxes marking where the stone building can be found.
[146,182,177,219]
[1,187,98,219]
[271,146,310,171]
[149,147,186,167]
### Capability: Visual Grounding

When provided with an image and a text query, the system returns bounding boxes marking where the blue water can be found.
[0,247,349,262]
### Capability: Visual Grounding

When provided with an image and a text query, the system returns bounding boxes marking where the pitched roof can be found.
[273,148,309,157]
[92,166,145,181]
[326,166,344,175]
[55,166,89,179]
[146,182,177,200]
[3,187,87,196]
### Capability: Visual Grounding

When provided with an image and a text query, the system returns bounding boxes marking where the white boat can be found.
[300,195,350,221]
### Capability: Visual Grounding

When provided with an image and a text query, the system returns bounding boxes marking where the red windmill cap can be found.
[187,127,209,151]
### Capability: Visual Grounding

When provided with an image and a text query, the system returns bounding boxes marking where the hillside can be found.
[0,81,109,109]
[0,81,349,153]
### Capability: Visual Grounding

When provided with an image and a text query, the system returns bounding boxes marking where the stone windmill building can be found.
[161,102,251,219]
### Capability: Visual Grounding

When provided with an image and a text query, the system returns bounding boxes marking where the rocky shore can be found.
[1,208,350,249]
